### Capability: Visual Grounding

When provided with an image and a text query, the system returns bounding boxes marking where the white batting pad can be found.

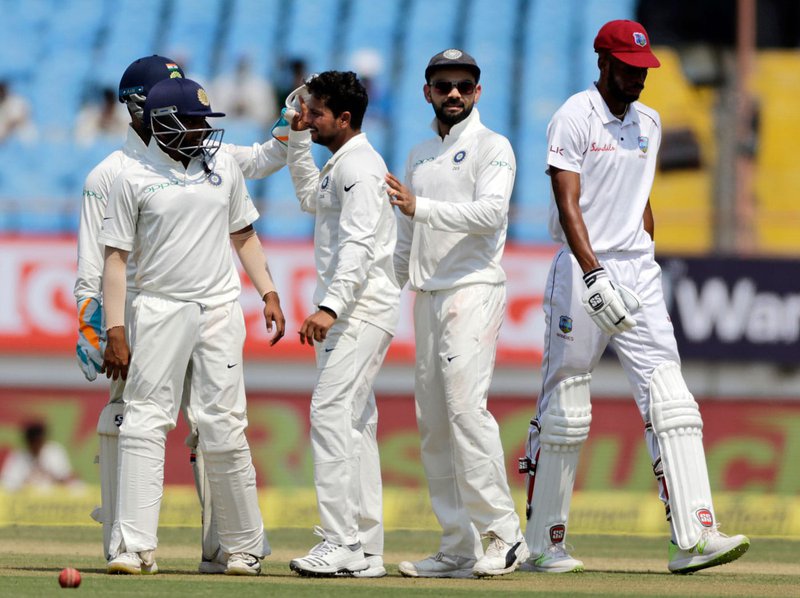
[525,374,592,556]
[649,361,716,549]
[96,401,124,559]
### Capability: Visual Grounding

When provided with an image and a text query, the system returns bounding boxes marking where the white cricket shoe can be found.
[668,527,750,574]
[521,543,584,573]
[289,527,368,577]
[107,550,158,575]
[398,552,476,578]
[473,534,530,577]
[349,554,387,578]
[198,551,228,574]
[225,553,261,576]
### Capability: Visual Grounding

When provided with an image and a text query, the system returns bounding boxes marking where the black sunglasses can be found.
[430,80,476,95]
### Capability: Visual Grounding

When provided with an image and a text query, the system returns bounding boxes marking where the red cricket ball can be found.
[58,567,81,588]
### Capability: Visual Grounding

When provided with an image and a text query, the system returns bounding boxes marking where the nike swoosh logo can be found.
[344,182,359,192]
[227,363,237,369]
[446,355,459,362]
[324,348,334,353]
[103,217,113,220]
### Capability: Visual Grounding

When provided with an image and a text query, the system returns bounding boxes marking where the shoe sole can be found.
[670,539,750,575]
[289,561,368,578]
[346,566,387,578]
[198,563,227,574]
[398,568,475,579]
[107,564,158,575]
[225,567,260,576]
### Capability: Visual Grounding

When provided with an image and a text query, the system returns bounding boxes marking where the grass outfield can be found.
[0,526,797,597]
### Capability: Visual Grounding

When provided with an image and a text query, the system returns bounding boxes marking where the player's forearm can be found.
[225,139,287,180]
[231,229,277,298]
[414,192,508,234]
[102,247,128,330]
[287,129,319,213]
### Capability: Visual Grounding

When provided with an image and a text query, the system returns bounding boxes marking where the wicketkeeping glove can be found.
[76,296,106,381]
[581,268,640,335]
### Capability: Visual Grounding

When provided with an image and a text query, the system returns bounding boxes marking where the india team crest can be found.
[638,136,649,153]
[453,150,467,164]
[321,175,330,189]
[633,32,647,47]
[197,88,210,106]
[208,172,222,186]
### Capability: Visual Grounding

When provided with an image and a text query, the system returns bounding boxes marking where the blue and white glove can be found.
[581,268,640,335]
[76,296,106,381]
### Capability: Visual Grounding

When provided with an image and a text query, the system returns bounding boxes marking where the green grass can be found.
[0,526,797,597]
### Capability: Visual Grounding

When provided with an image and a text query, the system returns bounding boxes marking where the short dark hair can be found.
[306,71,368,130]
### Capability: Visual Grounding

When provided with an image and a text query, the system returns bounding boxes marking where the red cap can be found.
[594,20,660,68]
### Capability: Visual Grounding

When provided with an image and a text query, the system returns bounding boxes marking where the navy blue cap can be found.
[144,77,225,121]
[118,55,185,102]
[425,49,481,82]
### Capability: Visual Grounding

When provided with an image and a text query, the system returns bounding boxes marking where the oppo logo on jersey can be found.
[413,157,435,167]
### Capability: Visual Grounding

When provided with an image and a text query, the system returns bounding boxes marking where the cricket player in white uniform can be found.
[74,56,287,572]
[519,20,749,575]
[386,49,528,578]
[99,77,276,576]
[283,71,399,578]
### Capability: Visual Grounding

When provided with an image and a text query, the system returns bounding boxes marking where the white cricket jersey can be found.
[546,84,661,252]
[395,108,515,291]
[98,140,258,308]
[75,130,286,302]
[287,130,400,335]
[74,126,145,301]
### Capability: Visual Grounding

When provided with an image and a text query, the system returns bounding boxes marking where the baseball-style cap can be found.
[594,20,661,68]
[144,77,225,121]
[118,55,185,102]
[425,49,481,82]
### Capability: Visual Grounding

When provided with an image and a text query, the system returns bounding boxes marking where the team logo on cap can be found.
[633,32,647,47]
[549,524,566,544]
[559,316,573,334]
[453,150,467,164]
[197,88,210,106]
[638,136,649,153]
[443,49,463,59]
[208,172,222,186]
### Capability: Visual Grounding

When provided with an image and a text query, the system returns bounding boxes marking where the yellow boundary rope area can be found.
[1,487,797,537]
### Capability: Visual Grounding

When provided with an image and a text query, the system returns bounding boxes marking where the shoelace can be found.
[485,537,510,558]
[307,526,341,558]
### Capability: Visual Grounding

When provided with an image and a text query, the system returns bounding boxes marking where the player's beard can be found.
[433,99,474,127]
[607,72,642,105]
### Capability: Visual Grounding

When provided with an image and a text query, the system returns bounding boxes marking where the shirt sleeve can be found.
[74,166,112,300]
[318,161,384,317]
[223,138,287,179]
[545,109,586,174]
[226,157,260,232]
[392,154,414,289]
[287,128,319,214]
[413,135,514,235]
[97,174,138,252]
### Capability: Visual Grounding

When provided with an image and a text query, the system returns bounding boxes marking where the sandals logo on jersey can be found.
[695,508,714,527]
[638,136,649,153]
[453,150,467,164]
[207,172,222,186]
[559,316,573,334]
[321,175,330,190]
[549,524,566,544]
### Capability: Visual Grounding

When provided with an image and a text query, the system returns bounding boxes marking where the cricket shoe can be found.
[347,554,387,578]
[520,543,584,573]
[225,552,261,576]
[398,552,476,578]
[107,550,158,575]
[473,534,530,577]
[289,527,368,577]
[199,551,228,574]
[668,527,750,574]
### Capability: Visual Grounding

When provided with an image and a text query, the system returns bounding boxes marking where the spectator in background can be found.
[0,80,35,142]
[0,421,78,491]
[211,56,277,128]
[74,88,130,143]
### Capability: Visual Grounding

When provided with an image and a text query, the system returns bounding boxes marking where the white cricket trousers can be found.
[311,317,391,553]
[414,283,522,559]
[109,293,266,557]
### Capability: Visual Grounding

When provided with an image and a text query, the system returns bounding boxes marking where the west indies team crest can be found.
[633,32,647,47]
[559,315,573,334]
[638,136,649,153]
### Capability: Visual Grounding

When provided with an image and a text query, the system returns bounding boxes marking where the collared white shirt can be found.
[287,130,400,335]
[74,126,146,301]
[74,130,286,302]
[546,84,661,253]
[98,140,258,308]
[394,108,515,292]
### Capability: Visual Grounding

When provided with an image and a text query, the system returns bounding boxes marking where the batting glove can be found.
[76,296,106,381]
[581,268,639,335]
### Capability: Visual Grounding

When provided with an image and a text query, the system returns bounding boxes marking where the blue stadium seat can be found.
[160,0,222,82]
[219,0,281,79]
